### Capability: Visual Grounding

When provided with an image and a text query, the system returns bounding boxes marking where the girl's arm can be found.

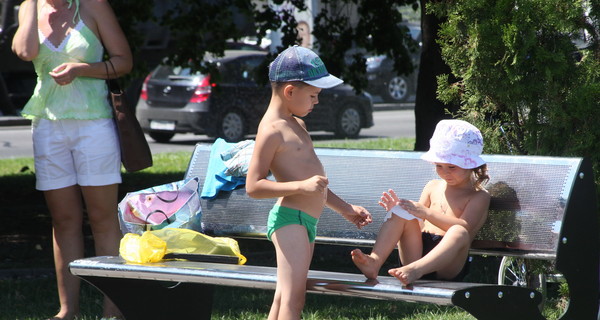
[403,181,490,234]
[12,0,40,61]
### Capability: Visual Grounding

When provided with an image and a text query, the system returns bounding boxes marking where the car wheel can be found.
[219,110,246,142]
[149,131,175,143]
[382,75,410,103]
[334,106,362,139]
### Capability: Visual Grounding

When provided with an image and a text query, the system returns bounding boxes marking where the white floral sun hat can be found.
[420,119,485,169]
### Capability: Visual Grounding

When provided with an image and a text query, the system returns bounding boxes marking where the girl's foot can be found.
[351,249,379,279]
[388,264,423,285]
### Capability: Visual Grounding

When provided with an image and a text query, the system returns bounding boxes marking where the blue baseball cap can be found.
[268,45,343,89]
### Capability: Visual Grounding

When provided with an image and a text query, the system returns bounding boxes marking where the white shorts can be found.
[32,118,122,191]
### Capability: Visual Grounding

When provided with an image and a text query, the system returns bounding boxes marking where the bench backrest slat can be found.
[184,144,582,258]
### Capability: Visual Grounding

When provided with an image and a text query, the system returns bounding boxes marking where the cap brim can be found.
[304,74,344,89]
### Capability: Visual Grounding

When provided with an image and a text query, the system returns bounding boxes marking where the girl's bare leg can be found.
[388,225,471,285]
[81,184,123,319]
[269,225,314,320]
[45,186,84,320]
[352,215,422,279]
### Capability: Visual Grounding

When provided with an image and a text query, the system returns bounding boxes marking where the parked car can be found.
[136,50,374,142]
[365,23,421,103]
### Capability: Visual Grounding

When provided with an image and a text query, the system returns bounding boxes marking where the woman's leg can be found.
[45,186,85,320]
[81,184,123,319]
[388,225,471,284]
[352,215,422,279]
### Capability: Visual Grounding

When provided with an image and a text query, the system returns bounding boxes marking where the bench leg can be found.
[79,276,214,320]
[452,286,545,320]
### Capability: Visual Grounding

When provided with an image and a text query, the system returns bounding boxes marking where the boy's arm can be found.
[326,190,372,229]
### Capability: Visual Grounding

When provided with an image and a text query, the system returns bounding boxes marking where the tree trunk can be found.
[413,0,458,151]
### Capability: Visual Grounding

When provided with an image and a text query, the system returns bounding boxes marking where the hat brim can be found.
[420,151,485,169]
[304,74,344,89]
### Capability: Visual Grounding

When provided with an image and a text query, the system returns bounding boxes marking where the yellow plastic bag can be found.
[151,228,247,265]
[119,232,167,263]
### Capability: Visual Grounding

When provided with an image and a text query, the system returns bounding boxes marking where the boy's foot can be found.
[350,249,379,279]
[388,264,423,285]
[46,315,76,320]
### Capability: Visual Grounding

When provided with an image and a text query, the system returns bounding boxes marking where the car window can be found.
[153,65,202,80]
[221,55,265,85]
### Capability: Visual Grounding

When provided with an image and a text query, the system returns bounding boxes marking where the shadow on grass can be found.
[0,171,184,270]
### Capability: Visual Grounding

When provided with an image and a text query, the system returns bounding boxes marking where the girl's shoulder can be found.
[423,179,444,196]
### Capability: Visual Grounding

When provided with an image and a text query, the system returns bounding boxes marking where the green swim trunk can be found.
[267,205,319,243]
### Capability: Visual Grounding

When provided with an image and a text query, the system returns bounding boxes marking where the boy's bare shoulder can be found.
[257,115,288,136]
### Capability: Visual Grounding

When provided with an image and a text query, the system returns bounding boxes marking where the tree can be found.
[431,0,600,195]
[112,0,455,151]
[413,0,458,151]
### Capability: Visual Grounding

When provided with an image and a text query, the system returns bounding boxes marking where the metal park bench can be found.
[70,143,599,320]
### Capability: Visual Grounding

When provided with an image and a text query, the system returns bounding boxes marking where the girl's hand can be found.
[378,189,401,212]
[399,199,427,220]
[299,175,329,196]
[49,63,81,86]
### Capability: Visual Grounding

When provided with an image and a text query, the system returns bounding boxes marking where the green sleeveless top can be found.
[22,18,112,120]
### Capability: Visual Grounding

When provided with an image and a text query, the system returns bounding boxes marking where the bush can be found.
[430,0,600,201]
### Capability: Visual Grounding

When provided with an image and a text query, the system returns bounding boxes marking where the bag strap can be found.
[106,59,118,79]
[155,191,179,203]
[104,60,122,94]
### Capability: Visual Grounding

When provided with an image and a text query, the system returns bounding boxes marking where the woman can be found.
[12,0,132,319]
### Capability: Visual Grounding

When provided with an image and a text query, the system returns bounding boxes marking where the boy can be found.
[246,45,373,320]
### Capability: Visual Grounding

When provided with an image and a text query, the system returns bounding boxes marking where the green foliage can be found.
[430,0,600,198]
[114,1,419,91]
[313,0,420,92]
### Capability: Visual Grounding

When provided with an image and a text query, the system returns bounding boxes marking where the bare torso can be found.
[421,180,480,237]
[270,117,327,217]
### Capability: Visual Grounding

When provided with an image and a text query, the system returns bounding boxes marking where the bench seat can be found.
[71,255,544,320]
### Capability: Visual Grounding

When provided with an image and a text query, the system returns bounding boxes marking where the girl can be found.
[352,119,490,285]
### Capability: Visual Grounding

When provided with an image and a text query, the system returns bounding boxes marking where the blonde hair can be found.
[472,164,490,191]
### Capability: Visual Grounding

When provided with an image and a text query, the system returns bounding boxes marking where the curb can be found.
[0,116,31,127]
[0,103,414,127]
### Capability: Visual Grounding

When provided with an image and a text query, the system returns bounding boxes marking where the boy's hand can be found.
[340,204,372,229]
[300,175,329,196]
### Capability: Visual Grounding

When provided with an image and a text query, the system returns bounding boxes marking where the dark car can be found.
[136,50,374,142]
[365,23,421,103]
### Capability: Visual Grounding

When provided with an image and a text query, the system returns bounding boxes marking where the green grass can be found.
[314,137,415,150]
[0,277,474,320]
[0,138,566,319]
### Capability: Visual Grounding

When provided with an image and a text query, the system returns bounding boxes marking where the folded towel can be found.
[221,140,255,177]
[201,138,246,199]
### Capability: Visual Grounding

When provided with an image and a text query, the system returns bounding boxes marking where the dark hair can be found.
[473,164,489,191]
